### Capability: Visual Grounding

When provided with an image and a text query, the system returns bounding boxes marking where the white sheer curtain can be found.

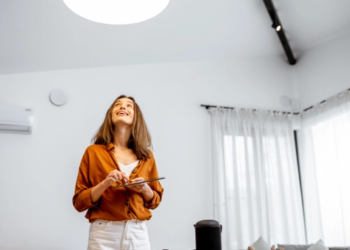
[209,108,306,250]
[298,90,350,246]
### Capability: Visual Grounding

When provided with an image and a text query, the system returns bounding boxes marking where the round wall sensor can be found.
[50,89,68,106]
[280,95,291,107]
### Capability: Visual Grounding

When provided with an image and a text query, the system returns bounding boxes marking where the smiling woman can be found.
[73,95,164,250]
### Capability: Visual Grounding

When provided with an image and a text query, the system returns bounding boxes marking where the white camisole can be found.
[118,160,139,177]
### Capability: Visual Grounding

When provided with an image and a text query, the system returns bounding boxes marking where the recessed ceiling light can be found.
[63,0,170,25]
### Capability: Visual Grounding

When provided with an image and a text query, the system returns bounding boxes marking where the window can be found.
[310,113,350,245]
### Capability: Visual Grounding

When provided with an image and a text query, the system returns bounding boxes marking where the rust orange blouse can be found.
[72,143,164,222]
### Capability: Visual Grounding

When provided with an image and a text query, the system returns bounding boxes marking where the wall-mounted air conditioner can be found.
[0,106,34,134]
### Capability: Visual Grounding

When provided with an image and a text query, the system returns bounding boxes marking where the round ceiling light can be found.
[63,0,170,25]
[50,90,68,106]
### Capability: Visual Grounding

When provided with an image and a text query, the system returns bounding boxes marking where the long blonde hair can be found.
[93,95,152,159]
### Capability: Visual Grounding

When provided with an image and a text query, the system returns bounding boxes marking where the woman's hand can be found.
[127,177,148,193]
[102,169,129,187]
[91,170,128,203]
[127,177,154,202]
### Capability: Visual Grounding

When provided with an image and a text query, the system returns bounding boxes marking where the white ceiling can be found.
[1,0,350,74]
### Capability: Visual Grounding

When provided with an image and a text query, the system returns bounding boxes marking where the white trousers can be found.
[87,220,151,250]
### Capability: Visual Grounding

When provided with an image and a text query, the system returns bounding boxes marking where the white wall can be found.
[0,57,296,250]
[294,31,350,109]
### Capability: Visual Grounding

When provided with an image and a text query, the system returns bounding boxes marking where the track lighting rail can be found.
[263,0,297,65]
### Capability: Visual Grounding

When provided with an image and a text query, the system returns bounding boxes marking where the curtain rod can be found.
[201,87,350,115]
[299,87,350,112]
[200,104,300,115]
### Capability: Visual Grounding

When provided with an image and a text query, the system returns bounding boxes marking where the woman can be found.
[73,95,163,250]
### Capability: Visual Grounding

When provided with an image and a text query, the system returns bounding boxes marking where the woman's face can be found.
[111,98,135,127]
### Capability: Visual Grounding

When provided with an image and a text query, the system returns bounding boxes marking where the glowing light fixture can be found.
[271,22,282,32]
[63,0,170,25]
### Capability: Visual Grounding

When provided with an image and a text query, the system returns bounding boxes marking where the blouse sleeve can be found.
[72,149,100,212]
[143,150,164,210]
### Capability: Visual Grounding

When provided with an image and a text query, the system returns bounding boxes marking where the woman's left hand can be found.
[127,177,154,202]
[127,177,149,193]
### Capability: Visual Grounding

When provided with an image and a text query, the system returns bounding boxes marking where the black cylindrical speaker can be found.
[194,220,222,250]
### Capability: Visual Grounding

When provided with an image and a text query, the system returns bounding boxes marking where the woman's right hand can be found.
[91,170,128,203]
[102,169,129,187]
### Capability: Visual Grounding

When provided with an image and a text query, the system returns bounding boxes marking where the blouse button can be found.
[132,170,136,174]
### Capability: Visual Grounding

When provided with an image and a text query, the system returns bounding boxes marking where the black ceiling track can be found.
[263,0,297,65]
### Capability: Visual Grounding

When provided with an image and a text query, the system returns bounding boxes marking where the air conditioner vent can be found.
[0,106,34,134]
